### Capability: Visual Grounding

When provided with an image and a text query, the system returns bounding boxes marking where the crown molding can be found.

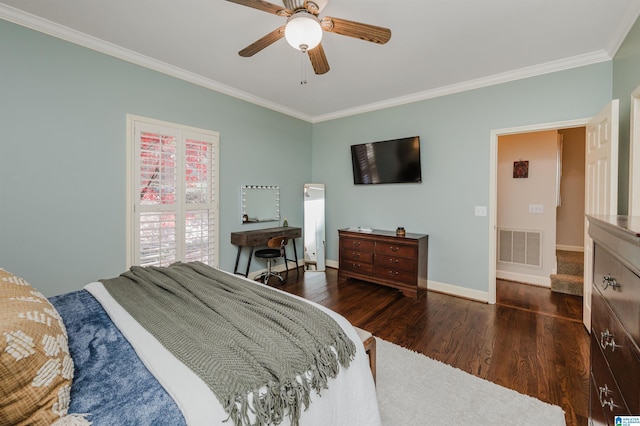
[0,4,314,122]
[0,3,622,124]
[605,3,640,57]
[311,50,612,123]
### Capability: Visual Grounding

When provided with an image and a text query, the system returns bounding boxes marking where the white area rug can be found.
[376,338,566,426]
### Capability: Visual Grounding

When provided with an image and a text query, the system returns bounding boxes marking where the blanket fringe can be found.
[51,413,92,426]
[224,338,356,426]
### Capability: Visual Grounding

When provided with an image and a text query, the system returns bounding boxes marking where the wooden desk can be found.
[231,226,302,277]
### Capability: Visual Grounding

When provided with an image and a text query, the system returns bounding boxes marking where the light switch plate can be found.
[475,206,487,216]
[529,204,544,214]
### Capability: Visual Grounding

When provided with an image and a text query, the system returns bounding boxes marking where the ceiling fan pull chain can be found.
[300,51,308,85]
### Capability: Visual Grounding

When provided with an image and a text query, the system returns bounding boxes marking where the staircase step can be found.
[551,273,583,296]
[557,250,584,276]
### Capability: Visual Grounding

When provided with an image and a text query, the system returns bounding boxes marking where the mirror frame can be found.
[241,185,280,224]
[303,183,325,271]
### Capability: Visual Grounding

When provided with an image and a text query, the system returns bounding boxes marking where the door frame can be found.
[488,117,589,304]
[629,85,640,215]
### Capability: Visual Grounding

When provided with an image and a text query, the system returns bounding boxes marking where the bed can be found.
[0,263,380,426]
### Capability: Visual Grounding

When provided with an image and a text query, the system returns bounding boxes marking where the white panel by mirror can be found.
[304,183,325,271]
[241,185,280,224]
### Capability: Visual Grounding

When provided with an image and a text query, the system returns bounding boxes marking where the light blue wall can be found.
[311,64,613,294]
[0,20,312,296]
[613,16,640,214]
[5,14,640,298]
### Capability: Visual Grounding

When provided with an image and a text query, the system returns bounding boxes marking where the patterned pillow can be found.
[0,269,88,426]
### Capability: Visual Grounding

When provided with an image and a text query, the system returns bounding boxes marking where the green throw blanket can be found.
[100,262,355,426]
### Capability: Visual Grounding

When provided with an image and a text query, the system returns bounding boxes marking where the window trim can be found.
[126,114,220,268]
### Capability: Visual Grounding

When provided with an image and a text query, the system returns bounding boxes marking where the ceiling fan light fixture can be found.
[284,11,322,52]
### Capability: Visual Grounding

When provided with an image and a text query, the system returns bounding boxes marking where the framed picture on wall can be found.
[513,160,529,178]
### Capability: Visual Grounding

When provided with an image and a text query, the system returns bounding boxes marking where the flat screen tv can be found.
[351,136,422,185]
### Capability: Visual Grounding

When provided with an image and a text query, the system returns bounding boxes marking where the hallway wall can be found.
[557,127,586,251]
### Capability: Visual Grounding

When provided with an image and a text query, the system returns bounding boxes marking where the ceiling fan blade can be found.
[321,16,391,44]
[226,0,292,17]
[238,26,285,57]
[308,43,330,75]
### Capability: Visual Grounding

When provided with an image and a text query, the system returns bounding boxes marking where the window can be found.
[126,115,219,268]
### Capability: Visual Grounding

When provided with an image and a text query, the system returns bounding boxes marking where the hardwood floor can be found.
[272,270,590,426]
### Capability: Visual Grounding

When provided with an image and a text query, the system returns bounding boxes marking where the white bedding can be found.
[85,272,381,426]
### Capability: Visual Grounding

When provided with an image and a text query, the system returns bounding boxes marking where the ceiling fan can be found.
[226,0,392,75]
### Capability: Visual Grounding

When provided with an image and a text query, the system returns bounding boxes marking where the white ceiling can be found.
[2,1,639,122]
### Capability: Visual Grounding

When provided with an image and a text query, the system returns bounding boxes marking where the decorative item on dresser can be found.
[586,215,640,425]
[338,228,428,298]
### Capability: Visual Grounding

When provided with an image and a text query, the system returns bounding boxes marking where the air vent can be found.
[498,228,542,267]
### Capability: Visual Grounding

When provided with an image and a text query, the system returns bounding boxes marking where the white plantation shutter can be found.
[127,115,219,268]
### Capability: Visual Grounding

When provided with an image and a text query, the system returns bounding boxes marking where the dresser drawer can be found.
[593,245,640,345]
[592,289,640,414]
[374,242,417,258]
[589,374,609,426]
[341,237,374,253]
[375,255,416,272]
[342,250,374,264]
[591,333,630,421]
[374,267,416,284]
[338,229,428,298]
[340,260,374,276]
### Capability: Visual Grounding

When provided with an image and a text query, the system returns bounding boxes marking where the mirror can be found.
[303,183,325,271]
[241,185,280,224]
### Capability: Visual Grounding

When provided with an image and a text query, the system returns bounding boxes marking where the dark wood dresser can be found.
[587,215,640,425]
[338,228,428,298]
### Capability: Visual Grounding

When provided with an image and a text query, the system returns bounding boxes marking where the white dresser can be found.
[587,215,640,425]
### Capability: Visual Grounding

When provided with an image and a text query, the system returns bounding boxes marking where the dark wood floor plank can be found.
[269,268,589,426]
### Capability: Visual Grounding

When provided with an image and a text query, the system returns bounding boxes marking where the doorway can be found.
[489,102,619,332]
[488,118,589,305]
[494,127,586,307]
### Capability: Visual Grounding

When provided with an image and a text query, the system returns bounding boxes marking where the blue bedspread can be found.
[49,289,186,426]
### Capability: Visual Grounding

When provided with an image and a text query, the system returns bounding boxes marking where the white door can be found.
[583,100,619,330]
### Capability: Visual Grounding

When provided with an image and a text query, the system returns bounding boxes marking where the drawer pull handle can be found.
[598,384,620,411]
[390,246,399,252]
[352,252,360,258]
[352,242,361,247]
[388,270,399,276]
[600,329,622,352]
[351,263,360,269]
[389,258,399,264]
[602,274,621,290]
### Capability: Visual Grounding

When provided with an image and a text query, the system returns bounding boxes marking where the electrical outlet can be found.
[529,204,544,214]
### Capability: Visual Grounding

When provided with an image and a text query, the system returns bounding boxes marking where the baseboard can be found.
[326,259,339,269]
[427,280,489,303]
[496,270,551,287]
[556,244,584,252]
